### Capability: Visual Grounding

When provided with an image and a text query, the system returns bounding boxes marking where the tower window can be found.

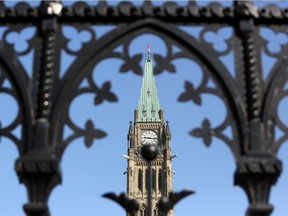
[145,168,156,192]
[145,168,148,191]
[153,207,159,216]
[140,205,147,216]
[158,169,162,191]
[152,169,156,192]
[138,169,143,192]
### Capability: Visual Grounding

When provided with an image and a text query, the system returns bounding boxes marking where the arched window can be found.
[138,169,143,192]
[145,168,149,191]
[139,205,146,216]
[158,169,162,191]
[145,168,156,192]
[153,207,159,216]
[152,168,156,192]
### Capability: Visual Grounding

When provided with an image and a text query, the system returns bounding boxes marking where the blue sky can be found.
[1,1,288,216]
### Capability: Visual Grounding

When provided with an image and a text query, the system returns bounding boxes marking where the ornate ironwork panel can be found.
[0,1,287,215]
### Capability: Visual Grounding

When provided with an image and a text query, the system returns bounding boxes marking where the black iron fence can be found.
[0,1,287,215]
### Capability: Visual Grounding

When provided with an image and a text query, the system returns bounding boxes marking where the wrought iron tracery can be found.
[0,1,287,216]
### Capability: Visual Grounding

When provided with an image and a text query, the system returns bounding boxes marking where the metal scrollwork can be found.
[200,26,233,56]
[118,38,177,76]
[61,25,95,55]
[1,25,36,81]
[177,61,236,156]
[119,52,143,75]
[55,68,117,157]
[275,89,288,152]
[260,27,288,58]
[0,68,22,152]
[3,26,36,56]
[0,1,287,216]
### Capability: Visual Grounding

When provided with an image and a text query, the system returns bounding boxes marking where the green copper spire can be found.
[136,45,162,122]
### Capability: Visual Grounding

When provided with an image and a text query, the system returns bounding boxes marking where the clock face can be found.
[141,130,158,145]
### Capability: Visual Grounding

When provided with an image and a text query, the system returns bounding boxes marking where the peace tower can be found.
[126,45,174,216]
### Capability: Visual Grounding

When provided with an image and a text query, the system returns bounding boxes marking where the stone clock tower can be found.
[126,46,174,216]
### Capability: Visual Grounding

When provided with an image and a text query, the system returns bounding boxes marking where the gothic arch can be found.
[153,205,159,216]
[0,48,33,154]
[145,168,148,191]
[263,58,288,153]
[152,168,156,192]
[51,18,246,160]
[138,168,143,192]
[139,204,147,216]
[158,168,162,191]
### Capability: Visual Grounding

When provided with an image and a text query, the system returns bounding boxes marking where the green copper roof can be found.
[137,57,161,122]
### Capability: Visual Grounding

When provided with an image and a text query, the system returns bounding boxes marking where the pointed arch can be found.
[138,168,143,192]
[0,48,33,154]
[145,168,149,191]
[139,204,147,216]
[51,18,246,159]
[153,205,159,216]
[152,168,156,192]
[262,58,288,153]
[158,168,162,192]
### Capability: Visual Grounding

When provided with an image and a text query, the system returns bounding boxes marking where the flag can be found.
[148,42,150,54]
